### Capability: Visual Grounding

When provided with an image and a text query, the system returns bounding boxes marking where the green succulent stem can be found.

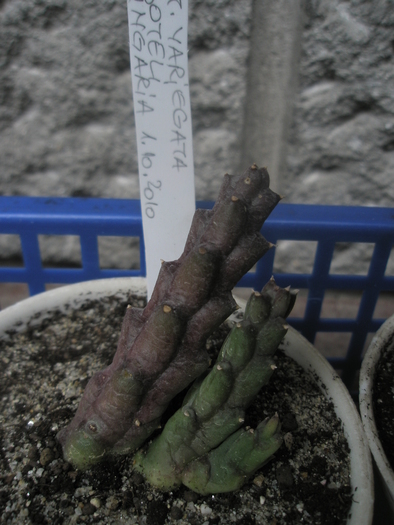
[182,415,282,495]
[134,279,295,493]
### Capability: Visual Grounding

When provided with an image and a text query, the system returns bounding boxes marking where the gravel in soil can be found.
[0,294,352,524]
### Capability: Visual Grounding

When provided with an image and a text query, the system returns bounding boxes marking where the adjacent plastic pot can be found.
[360,314,394,520]
[0,277,374,525]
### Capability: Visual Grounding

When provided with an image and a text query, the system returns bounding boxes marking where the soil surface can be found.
[372,332,394,469]
[0,293,353,525]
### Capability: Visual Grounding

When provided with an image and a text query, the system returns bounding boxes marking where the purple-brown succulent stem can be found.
[57,165,282,469]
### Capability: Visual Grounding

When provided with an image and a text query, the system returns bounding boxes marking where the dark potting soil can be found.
[0,293,353,525]
[372,332,394,469]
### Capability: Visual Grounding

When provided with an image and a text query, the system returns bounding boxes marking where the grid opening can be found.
[38,235,82,268]
[314,332,352,360]
[232,288,254,309]
[273,240,318,274]
[0,234,24,267]
[385,244,394,276]
[329,242,375,275]
[44,284,66,293]
[0,283,29,309]
[373,292,394,319]
[247,263,257,274]
[98,236,140,270]
[320,290,362,319]
[289,289,308,319]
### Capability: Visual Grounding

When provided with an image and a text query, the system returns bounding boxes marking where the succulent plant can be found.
[134,278,296,494]
[57,164,296,493]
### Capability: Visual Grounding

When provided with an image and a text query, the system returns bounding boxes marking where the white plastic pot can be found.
[360,314,394,521]
[0,277,374,525]
[284,329,374,525]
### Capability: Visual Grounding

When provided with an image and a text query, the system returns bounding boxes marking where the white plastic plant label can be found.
[127,0,196,298]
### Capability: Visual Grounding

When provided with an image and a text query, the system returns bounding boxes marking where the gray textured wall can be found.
[0,0,252,202]
[0,0,393,271]
[287,0,394,207]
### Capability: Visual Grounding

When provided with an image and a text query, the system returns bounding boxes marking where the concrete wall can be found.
[0,0,252,202]
[0,0,393,271]
[287,0,394,207]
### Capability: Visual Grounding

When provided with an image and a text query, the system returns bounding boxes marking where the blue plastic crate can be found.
[0,196,393,388]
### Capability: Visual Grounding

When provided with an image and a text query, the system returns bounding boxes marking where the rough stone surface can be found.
[0,0,252,202]
[286,0,394,207]
[277,0,394,274]
[0,0,393,273]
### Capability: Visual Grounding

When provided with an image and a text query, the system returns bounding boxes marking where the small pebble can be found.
[253,474,265,487]
[184,490,199,503]
[200,504,212,515]
[5,473,15,485]
[27,446,39,460]
[82,503,96,516]
[105,496,120,510]
[40,448,54,467]
[170,506,184,520]
[284,432,294,450]
[90,497,101,509]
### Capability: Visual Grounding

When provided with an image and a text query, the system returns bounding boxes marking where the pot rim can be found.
[282,328,373,525]
[0,277,374,525]
[359,314,394,496]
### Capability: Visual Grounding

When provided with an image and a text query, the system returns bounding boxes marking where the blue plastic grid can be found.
[0,196,393,387]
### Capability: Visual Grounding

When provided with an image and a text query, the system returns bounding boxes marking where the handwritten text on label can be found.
[127,0,195,296]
